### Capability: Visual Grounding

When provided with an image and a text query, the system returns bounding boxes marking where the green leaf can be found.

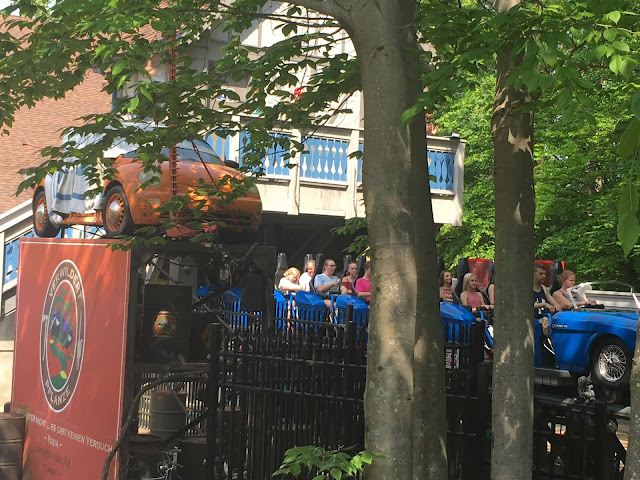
[556,89,573,110]
[618,180,638,217]
[617,120,640,159]
[609,54,622,74]
[111,59,127,77]
[282,22,297,36]
[612,41,630,52]
[618,211,640,256]
[541,50,557,67]
[401,103,423,124]
[127,96,139,113]
[632,90,640,120]
[139,86,153,102]
[575,78,594,90]
[607,11,621,24]
[591,45,608,59]
[603,28,620,41]
[330,468,342,480]
[360,451,373,464]
[619,59,632,78]
[538,75,554,92]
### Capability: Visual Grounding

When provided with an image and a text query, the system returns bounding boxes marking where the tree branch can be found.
[290,0,352,26]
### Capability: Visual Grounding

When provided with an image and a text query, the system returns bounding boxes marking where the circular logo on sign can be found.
[40,260,86,412]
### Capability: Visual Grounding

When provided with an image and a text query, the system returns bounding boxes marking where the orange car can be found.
[32,139,262,238]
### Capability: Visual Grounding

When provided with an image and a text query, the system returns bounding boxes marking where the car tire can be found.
[590,336,631,390]
[102,186,134,238]
[33,190,61,238]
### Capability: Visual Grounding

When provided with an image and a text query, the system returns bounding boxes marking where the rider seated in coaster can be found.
[298,260,315,292]
[354,262,371,304]
[341,261,358,295]
[278,267,304,293]
[460,273,492,313]
[439,270,456,303]
[552,270,597,310]
[314,258,348,307]
[533,263,562,337]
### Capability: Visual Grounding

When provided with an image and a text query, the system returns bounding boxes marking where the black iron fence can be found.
[206,310,367,479]
[533,397,625,480]
[193,307,627,480]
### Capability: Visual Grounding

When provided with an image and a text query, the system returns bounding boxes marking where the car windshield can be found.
[122,139,223,165]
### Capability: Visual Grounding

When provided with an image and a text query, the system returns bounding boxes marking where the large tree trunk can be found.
[293,1,447,477]
[624,342,640,479]
[491,1,536,479]
[344,2,446,479]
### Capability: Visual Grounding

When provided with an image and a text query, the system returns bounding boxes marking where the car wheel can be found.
[102,186,134,238]
[590,337,631,390]
[33,190,60,238]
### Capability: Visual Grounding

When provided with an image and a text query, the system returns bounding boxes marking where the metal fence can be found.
[532,397,625,480]
[206,312,367,480]
[144,304,628,480]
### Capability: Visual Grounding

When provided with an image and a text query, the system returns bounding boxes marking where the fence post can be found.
[470,321,485,392]
[596,402,615,480]
[343,309,356,447]
[207,323,221,479]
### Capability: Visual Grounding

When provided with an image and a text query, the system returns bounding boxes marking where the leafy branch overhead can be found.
[415,0,640,257]
[0,0,361,241]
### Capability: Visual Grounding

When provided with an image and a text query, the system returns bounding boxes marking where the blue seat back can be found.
[294,291,327,333]
[274,290,290,329]
[222,289,246,327]
[335,294,369,327]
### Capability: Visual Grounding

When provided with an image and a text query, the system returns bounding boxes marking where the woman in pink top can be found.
[460,273,491,310]
[354,262,371,303]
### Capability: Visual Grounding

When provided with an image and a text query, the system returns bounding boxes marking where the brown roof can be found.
[0,16,112,213]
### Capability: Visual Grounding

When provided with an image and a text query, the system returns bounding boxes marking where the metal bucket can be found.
[149,390,186,440]
[178,437,207,480]
[0,413,25,480]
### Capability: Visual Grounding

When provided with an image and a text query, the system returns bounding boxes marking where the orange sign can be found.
[12,238,131,480]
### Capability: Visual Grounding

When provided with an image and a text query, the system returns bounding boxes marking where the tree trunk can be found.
[491,1,536,479]
[624,342,640,479]
[342,2,446,479]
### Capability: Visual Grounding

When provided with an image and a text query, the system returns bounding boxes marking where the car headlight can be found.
[138,170,162,187]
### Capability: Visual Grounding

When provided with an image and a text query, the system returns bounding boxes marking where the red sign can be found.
[12,238,131,480]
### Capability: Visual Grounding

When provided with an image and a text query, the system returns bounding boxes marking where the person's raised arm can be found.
[544,286,562,312]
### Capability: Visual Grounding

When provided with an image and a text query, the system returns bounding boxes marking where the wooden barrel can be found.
[0,413,25,480]
[149,390,186,440]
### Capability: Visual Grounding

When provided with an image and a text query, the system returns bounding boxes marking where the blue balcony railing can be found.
[300,136,349,183]
[3,230,33,286]
[238,132,291,177]
[204,132,456,192]
[206,133,231,162]
[428,150,455,191]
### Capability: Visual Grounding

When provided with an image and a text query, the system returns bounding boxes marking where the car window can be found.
[122,140,223,165]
